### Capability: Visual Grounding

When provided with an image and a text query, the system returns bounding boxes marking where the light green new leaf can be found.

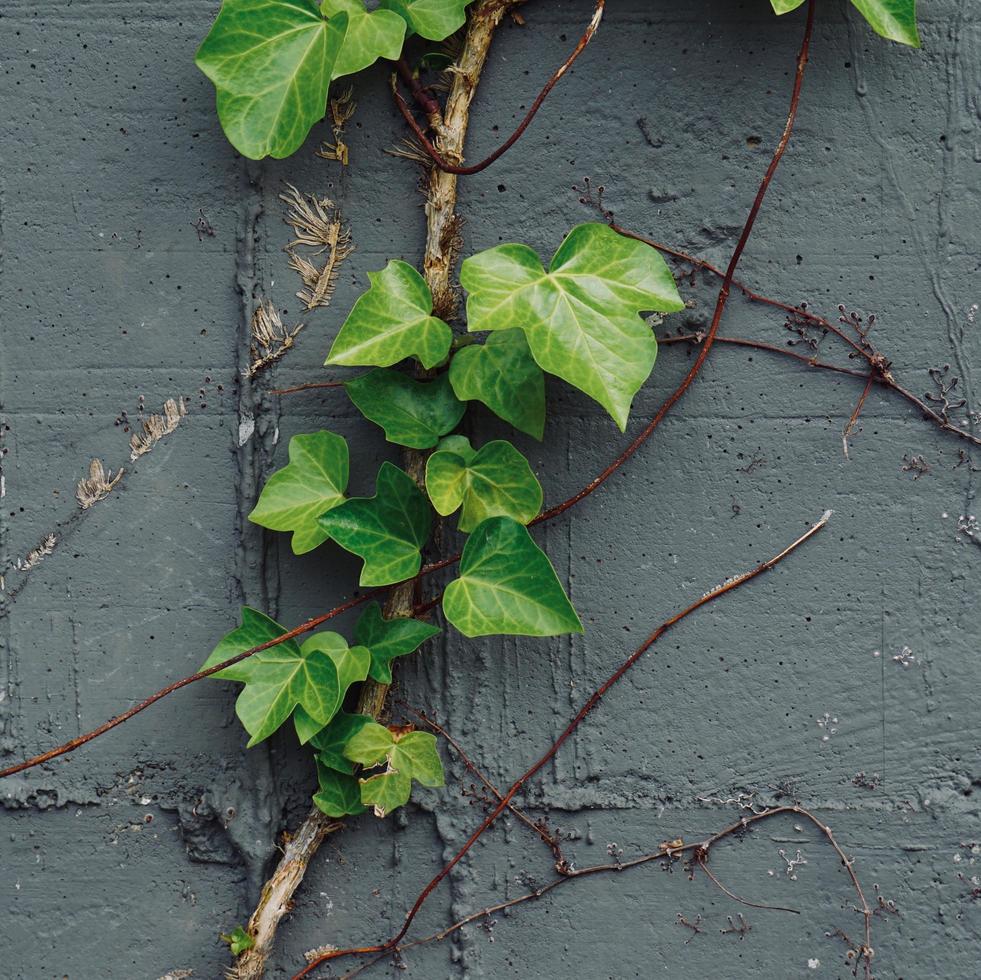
[379,0,475,40]
[344,723,444,817]
[311,710,374,773]
[221,925,255,956]
[849,0,919,45]
[318,461,432,586]
[345,369,465,449]
[248,431,349,554]
[327,260,453,369]
[353,601,440,684]
[443,517,582,638]
[461,223,684,431]
[426,437,542,532]
[323,0,407,78]
[314,761,367,817]
[201,607,292,682]
[291,634,371,744]
[196,0,348,159]
[448,330,546,440]
[770,0,919,45]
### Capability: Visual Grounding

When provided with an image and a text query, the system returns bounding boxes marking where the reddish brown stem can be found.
[295,507,831,978]
[269,380,345,395]
[393,1,605,176]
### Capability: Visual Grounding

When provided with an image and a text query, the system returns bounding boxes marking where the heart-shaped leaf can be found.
[323,0,407,78]
[426,437,542,532]
[344,723,444,817]
[379,0,475,40]
[461,223,684,431]
[345,369,465,449]
[448,330,546,439]
[196,0,349,159]
[318,461,431,586]
[442,517,583,637]
[326,260,453,369]
[249,431,349,555]
[314,761,367,817]
[353,601,440,684]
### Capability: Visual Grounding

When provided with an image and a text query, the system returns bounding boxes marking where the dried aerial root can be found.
[18,533,57,572]
[76,458,124,509]
[130,398,187,460]
[316,86,356,164]
[280,184,353,310]
[246,299,304,378]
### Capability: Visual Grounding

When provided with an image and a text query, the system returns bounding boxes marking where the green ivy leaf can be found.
[426,437,542,532]
[327,260,453,370]
[448,330,546,439]
[353,601,440,684]
[318,461,432,586]
[196,0,348,159]
[461,223,684,431]
[248,431,349,555]
[314,761,367,816]
[310,710,374,773]
[323,0,407,79]
[221,925,255,956]
[345,369,465,449]
[344,723,444,817]
[770,0,919,45]
[379,0,475,40]
[849,0,919,45]
[290,634,371,744]
[442,517,583,638]
[201,610,368,746]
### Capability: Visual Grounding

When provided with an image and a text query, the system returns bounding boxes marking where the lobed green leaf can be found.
[310,710,374,773]
[248,431,349,555]
[353,601,440,684]
[323,0,407,78]
[426,437,542,532]
[770,0,919,46]
[460,223,684,431]
[314,761,367,816]
[442,517,583,638]
[379,0,476,40]
[326,260,453,369]
[318,461,432,586]
[448,330,546,439]
[345,369,465,449]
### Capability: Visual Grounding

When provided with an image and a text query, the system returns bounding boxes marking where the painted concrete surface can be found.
[1,0,978,977]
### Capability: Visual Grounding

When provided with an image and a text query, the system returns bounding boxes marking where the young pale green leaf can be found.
[310,710,374,773]
[448,330,546,440]
[318,461,432,586]
[426,438,542,532]
[344,724,444,817]
[291,635,371,744]
[314,760,367,817]
[248,431,349,555]
[323,0,407,78]
[201,607,293,682]
[345,369,465,449]
[196,0,348,159]
[327,260,453,369]
[849,0,919,45]
[442,517,583,638]
[379,0,475,40]
[461,223,684,431]
[221,925,255,956]
[353,601,440,684]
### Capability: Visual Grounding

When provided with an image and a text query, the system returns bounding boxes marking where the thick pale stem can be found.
[233,5,515,977]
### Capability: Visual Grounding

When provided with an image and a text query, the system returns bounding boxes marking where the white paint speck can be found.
[808,958,821,969]
[238,414,255,446]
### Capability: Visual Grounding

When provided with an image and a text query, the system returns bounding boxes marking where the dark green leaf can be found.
[310,711,374,773]
[324,0,407,78]
[326,260,453,369]
[849,0,919,45]
[345,369,465,449]
[314,761,367,816]
[290,635,371,744]
[196,0,348,159]
[379,0,476,40]
[442,517,583,637]
[448,330,546,439]
[353,601,440,684]
[248,431,349,555]
[318,462,432,586]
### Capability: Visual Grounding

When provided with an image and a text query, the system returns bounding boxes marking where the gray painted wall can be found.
[1,1,978,977]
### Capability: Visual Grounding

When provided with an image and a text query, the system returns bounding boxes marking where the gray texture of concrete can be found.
[1,0,978,977]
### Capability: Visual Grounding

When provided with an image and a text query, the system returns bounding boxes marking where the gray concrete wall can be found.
[1,0,978,977]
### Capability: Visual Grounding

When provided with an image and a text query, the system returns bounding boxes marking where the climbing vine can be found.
[6,0,964,978]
